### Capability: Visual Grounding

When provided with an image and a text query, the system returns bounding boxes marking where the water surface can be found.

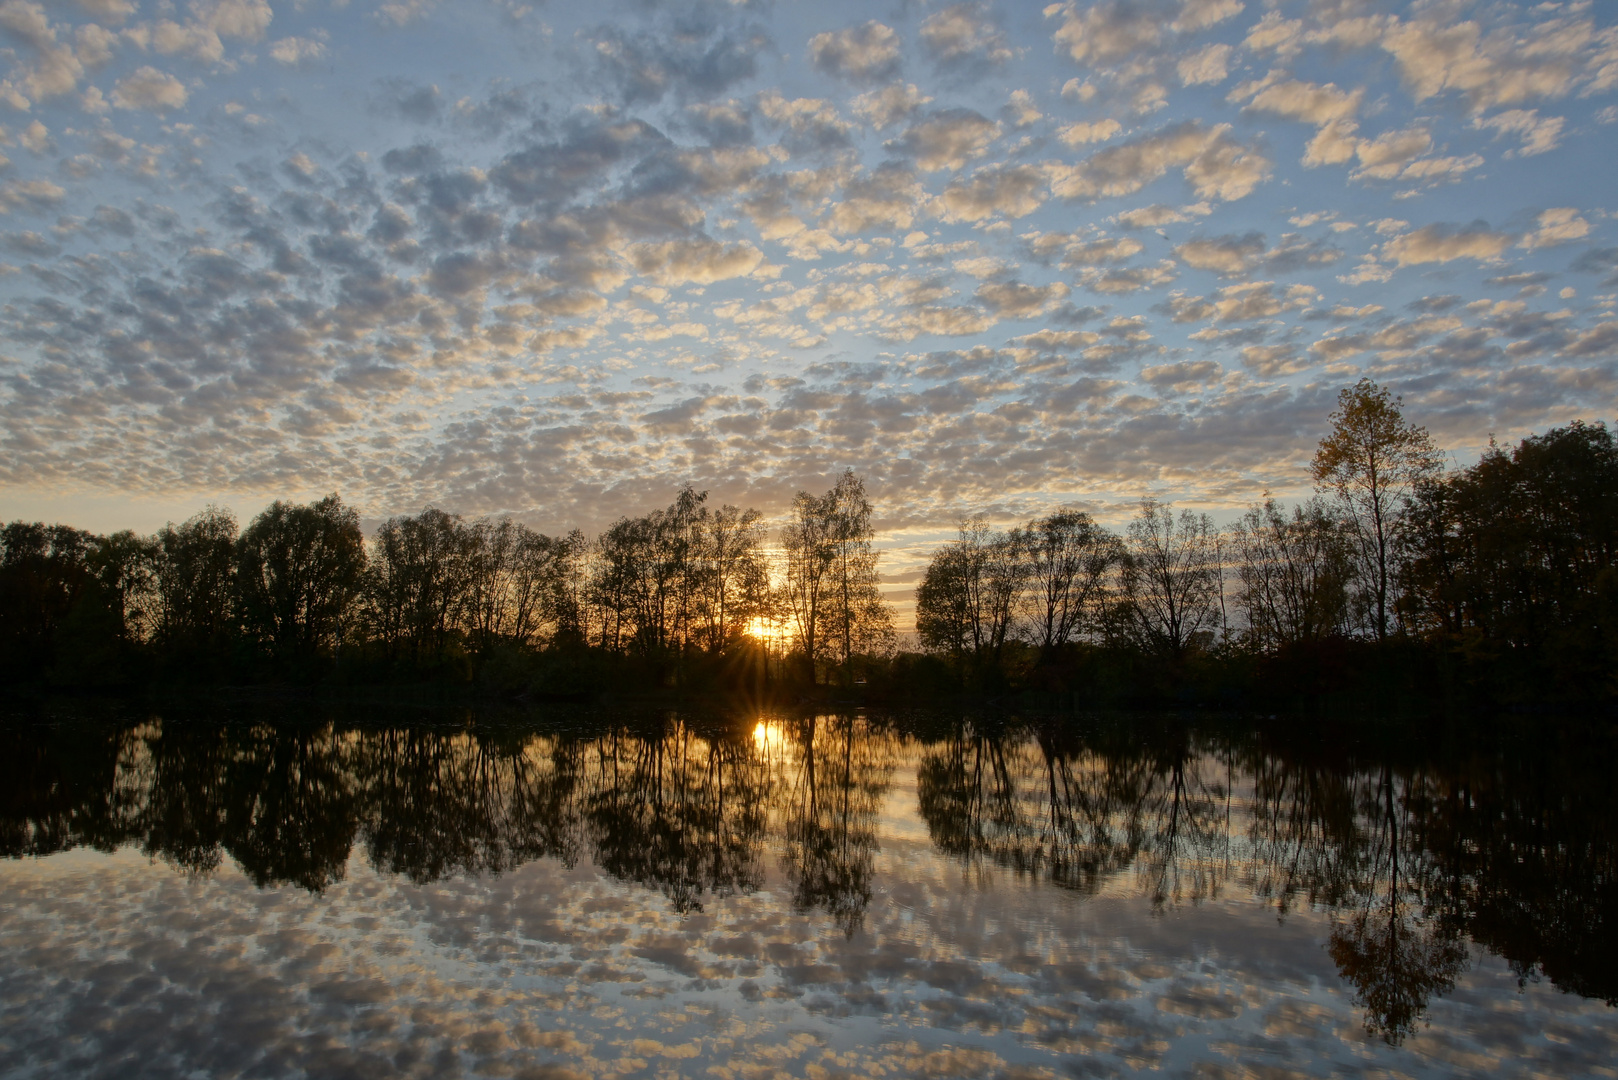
[1,706,1614,1078]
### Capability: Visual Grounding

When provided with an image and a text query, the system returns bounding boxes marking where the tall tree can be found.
[782,471,893,682]
[237,495,366,664]
[364,508,467,664]
[1400,421,1618,688]
[1117,499,1221,661]
[0,522,99,680]
[823,470,894,676]
[782,488,836,680]
[915,516,1024,679]
[696,503,770,652]
[1012,509,1119,659]
[1233,498,1356,650]
[153,507,238,661]
[1312,379,1442,641]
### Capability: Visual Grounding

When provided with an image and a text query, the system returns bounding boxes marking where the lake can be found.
[1,703,1614,1078]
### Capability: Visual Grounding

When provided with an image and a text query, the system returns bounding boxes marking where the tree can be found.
[1012,509,1119,659]
[1312,379,1442,641]
[363,508,467,665]
[782,470,893,682]
[460,518,577,658]
[915,515,1024,680]
[0,522,99,680]
[1117,499,1221,661]
[1233,497,1356,650]
[152,507,238,662]
[781,488,836,680]
[237,495,366,664]
[695,503,770,652]
[1399,421,1618,690]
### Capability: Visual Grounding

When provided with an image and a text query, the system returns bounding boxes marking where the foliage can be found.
[781,470,894,683]
[1115,499,1222,662]
[1399,420,1618,697]
[1312,379,1443,641]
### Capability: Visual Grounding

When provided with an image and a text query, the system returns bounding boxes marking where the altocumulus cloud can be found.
[0,0,1613,536]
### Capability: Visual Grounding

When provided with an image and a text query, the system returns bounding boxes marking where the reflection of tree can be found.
[1129,731,1230,909]
[137,720,231,876]
[2,706,1613,1023]
[1245,750,1366,913]
[779,715,894,935]
[584,719,769,912]
[914,721,1229,907]
[1409,731,1618,1006]
[222,724,359,891]
[1326,766,1467,1044]
[360,726,582,883]
[0,718,132,858]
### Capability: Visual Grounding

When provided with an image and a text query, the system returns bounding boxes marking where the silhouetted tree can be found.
[1115,499,1221,661]
[915,515,1025,682]
[236,494,366,667]
[151,507,237,667]
[783,470,893,682]
[1312,379,1442,641]
[1234,497,1356,650]
[364,507,468,665]
[0,522,99,679]
[1014,509,1119,660]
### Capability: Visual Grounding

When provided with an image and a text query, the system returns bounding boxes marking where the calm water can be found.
[1,705,1614,1079]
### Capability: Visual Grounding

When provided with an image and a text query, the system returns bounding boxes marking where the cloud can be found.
[0,0,87,103]
[938,164,1045,222]
[1474,109,1565,157]
[822,165,923,234]
[624,238,763,284]
[1235,76,1362,126]
[1049,121,1270,203]
[1057,119,1122,147]
[808,20,901,84]
[1141,359,1221,393]
[588,18,769,105]
[1240,344,1309,377]
[1381,14,1590,114]
[376,0,435,28]
[1382,223,1513,266]
[271,36,329,66]
[0,0,1610,528]
[111,66,189,111]
[757,91,853,152]
[1520,208,1589,251]
[1048,0,1242,67]
[1114,203,1209,229]
[1349,126,1432,180]
[0,177,65,213]
[1175,232,1265,276]
[1079,260,1177,294]
[919,3,1013,72]
[1178,43,1231,86]
[851,83,932,130]
[886,109,999,172]
[975,280,1068,318]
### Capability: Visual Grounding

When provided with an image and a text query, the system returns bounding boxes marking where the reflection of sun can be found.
[752,719,781,751]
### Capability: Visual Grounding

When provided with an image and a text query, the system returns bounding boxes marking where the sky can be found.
[0,0,1615,562]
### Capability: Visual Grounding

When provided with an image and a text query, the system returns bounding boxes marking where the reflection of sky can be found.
[2,740,1613,1080]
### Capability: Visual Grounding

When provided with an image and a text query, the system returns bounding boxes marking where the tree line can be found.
[910,380,1616,702]
[2,380,1613,701]
[0,470,891,690]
